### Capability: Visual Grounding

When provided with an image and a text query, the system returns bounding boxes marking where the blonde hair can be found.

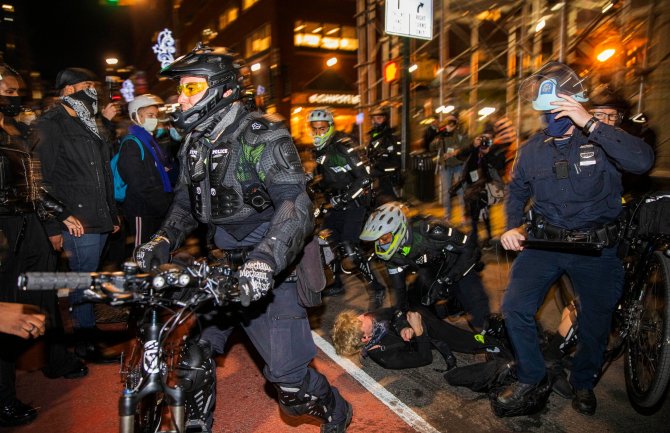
[332,310,364,356]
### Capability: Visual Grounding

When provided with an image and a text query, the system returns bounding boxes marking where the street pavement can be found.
[309,201,670,433]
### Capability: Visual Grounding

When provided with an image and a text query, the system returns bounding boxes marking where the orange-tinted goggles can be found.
[177,82,208,97]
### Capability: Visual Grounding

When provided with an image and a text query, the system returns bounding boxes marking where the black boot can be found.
[572,389,596,415]
[0,398,37,427]
[491,375,551,417]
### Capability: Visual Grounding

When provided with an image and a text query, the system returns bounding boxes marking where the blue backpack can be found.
[111,136,145,202]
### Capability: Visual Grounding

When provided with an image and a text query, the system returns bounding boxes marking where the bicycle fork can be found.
[119,309,186,433]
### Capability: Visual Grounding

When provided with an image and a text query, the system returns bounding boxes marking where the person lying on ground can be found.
[332,305,505,370]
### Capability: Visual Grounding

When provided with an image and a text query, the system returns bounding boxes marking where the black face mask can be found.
[0,95,22,117]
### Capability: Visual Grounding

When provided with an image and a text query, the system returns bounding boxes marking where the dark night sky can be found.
[26,0,134,87]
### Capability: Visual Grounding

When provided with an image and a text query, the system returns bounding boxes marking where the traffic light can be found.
[384,60,399,83]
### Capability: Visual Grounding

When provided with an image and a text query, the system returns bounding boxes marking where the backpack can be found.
[111,136,145,202]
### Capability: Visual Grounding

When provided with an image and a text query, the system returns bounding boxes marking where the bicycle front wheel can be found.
[625,251,670,410]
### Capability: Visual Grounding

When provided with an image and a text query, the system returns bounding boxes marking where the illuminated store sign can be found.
[307,93,360,105]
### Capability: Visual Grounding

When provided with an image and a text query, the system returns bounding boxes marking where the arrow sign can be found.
[385,0,433,40]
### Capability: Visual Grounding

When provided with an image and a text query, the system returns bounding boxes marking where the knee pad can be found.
[176,340,216,429]
[276,375,337,424]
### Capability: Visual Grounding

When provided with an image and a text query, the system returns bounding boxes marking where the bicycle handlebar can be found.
[18,260,240,306]
[18,272,94,291]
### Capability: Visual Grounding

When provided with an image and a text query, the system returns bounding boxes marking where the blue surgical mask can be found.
[543,112,573,137]
[169,127,182,142]
[155,128,168,138]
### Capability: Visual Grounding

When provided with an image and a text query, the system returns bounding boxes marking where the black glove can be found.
[134,235,171,271]
[238,259,274,307]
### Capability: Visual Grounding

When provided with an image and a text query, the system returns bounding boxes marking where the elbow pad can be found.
[251,190,314,272]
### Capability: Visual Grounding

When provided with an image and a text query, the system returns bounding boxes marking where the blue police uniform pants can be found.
[62,232,108,329]
[206,224,348,424]
[501,247,624,389]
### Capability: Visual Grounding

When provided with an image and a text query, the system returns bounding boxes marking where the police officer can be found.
[494,62,654,417]
[588,85,654,197]
[359,202,490,330]
[134,45,352,433]
[367,106,401,204]
[309,107,373,298]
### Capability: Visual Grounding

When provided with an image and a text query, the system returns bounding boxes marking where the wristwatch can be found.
[582,117,599,136]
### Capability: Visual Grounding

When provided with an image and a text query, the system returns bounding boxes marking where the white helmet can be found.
[360,201,409,260]
[308,107,335,149]
[308,107,334,124]
[128,94,164,124]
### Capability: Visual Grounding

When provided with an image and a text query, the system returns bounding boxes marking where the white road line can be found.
[312,331,443,433]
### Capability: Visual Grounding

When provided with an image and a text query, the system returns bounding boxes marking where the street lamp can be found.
[106,57,119,66]
[597,48,616,62]
[408,64,418,73]
[251,63,261,72]
[478,106,496,120]
[326,57,337,68]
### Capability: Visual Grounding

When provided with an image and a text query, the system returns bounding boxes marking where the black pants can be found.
[414,268,490,330]
[323,206,368,290]
[0,214,72,403]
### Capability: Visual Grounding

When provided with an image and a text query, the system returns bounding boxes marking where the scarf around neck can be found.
[62,88,99,138]
[361,319,389,358]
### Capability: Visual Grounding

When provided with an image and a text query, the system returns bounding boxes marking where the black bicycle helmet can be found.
[160,43,246,132]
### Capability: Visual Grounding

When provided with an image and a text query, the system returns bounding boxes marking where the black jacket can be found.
[32,105,118,236]
[314,131,372,203]
[384,215,481,289]
[117,134,173,218]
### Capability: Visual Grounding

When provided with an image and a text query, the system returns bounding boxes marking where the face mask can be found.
[155,128,167,138]
[65,88,99,116]
[543,112,573,137]
[169,127,182,142]
[142,117,158,133]
[0,95,22,117]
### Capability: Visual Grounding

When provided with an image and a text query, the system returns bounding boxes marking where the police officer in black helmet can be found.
[134,44,352,432]
[367,105,401,204]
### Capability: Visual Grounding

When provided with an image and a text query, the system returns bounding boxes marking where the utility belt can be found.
[526,212,621,248]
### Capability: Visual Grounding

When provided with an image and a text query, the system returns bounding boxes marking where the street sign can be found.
[385,0,433,40]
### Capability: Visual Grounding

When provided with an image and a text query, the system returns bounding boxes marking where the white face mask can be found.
[142,117,158,133]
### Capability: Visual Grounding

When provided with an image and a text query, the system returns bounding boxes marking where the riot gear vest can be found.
[314,131,366,194]
[183,108,291,228]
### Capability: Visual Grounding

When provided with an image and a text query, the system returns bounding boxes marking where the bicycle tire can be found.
[135,394,163,433]
[625,251,670,410]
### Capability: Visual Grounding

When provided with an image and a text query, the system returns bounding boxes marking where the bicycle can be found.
[553,192,670,412]
[19,258,240,433]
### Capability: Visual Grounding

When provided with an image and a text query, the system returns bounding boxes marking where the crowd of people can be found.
[0,43,659,433]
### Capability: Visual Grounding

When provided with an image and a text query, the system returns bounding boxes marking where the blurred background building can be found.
[3,0,670,176]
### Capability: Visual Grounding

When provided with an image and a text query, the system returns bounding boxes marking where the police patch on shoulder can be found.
[251,121,265,131]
